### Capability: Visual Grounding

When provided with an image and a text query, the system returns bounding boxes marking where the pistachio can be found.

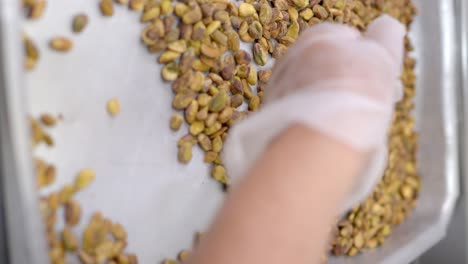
[259,3,273,25]
[142,20,165,45]
[212,136,223,152]
[50,37,73,52]
[65,200,81,227]
[204,151,218,163]
[162,62,180,81]
[185,101,199,124]
[180,24,193,40]
[62,227,79,251]
[170,113,184,131]
[313,5,329,19]
[182,4,202,24]
[192,59,211,71]
[258,69,272,83]
[208,90,228,113]
[197,93,212,107]
[239,21,255,42]
[205,113,218,127]
[212,165,227,184]
[173,90,196,110]
[204,121,222,135]
[234,50,252,65]
[178,250,191,262]
[211,30,228,46]
[175,3,190,17]
[200,42,221,58]
[160,0,173,15]
[247,67,258,85]
[192,22,206,40]
[196,107,209,121]
[218,107,233,124]
[287,20,300,40]
[129,0,146,11]
[226,30,240,51]
[299,8,313,20]
[249,95,260,111]
[29,0,47,19]
[24,36,39,70]
[111,223,127,241]
[75,169,96,190]
[248,21,263,39]
[239,3,256,17]
[107,98,121,117]
[178,134,197,147]
[197,133,212,151]
[168,40,188,53]
[78,250,96,264]
[58,184,75,204]
[178,142,193,163]
[231,77,244,95]
[231,94,244,108]
[272,43,288,59]
[159,50,181,64]
[141,6,160,22]
[206,21,222,35]
[253,43,268,66]
[236,64,250,79]
[40,113,57,126]
[100,0,114,16]
[72,14,89,33]
[148,41,168,53]
[221,64,235,80]
[214,9,230,22]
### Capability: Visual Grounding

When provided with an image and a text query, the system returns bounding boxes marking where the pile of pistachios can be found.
[24,0,419,262]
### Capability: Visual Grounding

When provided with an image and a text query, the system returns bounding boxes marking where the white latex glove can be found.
[223,15,406,214]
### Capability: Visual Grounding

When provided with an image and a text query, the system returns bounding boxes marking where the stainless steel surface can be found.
[0,0,461,264]
[0,0,50,263]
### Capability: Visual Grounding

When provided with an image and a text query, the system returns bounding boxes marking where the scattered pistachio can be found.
[50,37,73,52]
[75,169,96,190]
[212,165,227,184]
[178,142,193,163]
[72,14,89,33]
[107,98,121,117]
[65,200,81,227]
[170,113,184,131]
[100,0,114,16]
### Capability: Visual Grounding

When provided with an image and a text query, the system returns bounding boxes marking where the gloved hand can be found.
[223,15,406,214]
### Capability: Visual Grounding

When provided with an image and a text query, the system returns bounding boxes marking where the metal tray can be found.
[0,0,461,263]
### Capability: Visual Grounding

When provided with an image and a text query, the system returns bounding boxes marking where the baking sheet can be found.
[15,0,460,263]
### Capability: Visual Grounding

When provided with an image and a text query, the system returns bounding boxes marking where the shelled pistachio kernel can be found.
[75,169,96,190]
[65,199,81,226]
[62,227,79,251]
[28,0,47,19]
[178,250,191,262]
[100,0,114,16]
[178,142,193,164]
[107,98,121,116]
[24,36,39,70]
[40,113,56,127]
[50,37,73,52]
[170,113,184,131]
[72,14,89,33]
[212,165,227,184]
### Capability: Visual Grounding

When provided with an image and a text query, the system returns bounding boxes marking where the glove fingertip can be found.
[365,15,406,66]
